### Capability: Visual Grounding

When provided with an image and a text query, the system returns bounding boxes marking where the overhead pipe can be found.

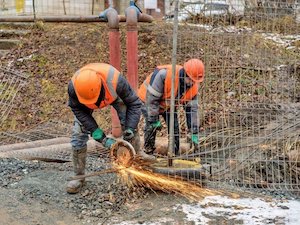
[0,16,112,23]
[100,8,122,137]
[0,15,153,23]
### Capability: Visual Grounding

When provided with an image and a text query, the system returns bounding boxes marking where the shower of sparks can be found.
[114,164,223,201]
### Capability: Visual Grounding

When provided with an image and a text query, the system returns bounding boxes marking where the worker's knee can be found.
[71,120,89,150]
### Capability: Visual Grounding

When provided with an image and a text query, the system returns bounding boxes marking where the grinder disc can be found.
[110,140,136,167]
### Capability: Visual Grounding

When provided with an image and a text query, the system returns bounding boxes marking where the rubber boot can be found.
[136,148,157,163]
[66,147,87,194]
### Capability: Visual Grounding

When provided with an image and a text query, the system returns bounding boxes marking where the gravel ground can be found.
[0,156,153,224]
[1,156,300,225]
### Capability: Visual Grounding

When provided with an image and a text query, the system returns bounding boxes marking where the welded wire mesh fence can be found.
[0,67,28,127]
[0,0,299,196]
[0,120,71,144]
[0,0,105,16]
[0,120,108,161]
[0,0,148,17]
[162,0,300,194]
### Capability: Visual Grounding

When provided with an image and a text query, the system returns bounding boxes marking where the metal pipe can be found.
[0,15,152,23]
[0,16,110,22]
[0,140,103,159]
[168,0,179,166]
[124,2,153,91]
[0,137,70,153]
[125,5,139,91]
[138,13,153,23]
[99,4,152,136]
[100,8,122,137]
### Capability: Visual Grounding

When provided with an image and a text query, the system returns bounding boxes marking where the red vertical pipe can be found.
[109,32,121,71]
[107,9,122,137]
[109,31,122,137]
[125,7,138,91]
[126,31,138,91]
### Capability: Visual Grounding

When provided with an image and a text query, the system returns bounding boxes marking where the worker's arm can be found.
[146,69,167,122]
[184,96,199,134]
[115,75,142,130]
[68,81,98,133]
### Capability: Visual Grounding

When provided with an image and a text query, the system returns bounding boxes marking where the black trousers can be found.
[141,104,180,155]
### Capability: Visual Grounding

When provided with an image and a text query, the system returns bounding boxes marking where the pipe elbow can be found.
[99,7,119,30]
[125,6,139,30]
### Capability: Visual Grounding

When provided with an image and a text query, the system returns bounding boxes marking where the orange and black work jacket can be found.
[138,65,199,134]
[68,63,142,133]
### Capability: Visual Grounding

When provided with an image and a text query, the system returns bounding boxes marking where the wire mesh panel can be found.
[162,0,300,194]
[0,67,28,127]
[0,120,72,145]
[0,120,108,161]
[0,0,105,16]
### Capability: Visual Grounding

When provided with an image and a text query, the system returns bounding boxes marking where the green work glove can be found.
[191,134,199,145]
[92,128,105,143]
[103,137,116,149]
[151,121,162,130]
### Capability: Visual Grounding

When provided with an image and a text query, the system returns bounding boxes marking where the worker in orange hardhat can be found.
[67,63,154,194]
[138,59,205,156]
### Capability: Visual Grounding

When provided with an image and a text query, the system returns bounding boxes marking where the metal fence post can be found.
[168,0,179,166]
[32,0,36,20]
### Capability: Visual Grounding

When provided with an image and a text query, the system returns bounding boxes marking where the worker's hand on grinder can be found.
[92,128,116,149]
[123,128,135,142]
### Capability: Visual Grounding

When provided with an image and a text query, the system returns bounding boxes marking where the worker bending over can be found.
[67,63,154,194]
[138,59,205,156]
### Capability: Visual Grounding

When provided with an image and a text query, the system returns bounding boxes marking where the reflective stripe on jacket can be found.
[71,63,119,109]
[138,65,199,110]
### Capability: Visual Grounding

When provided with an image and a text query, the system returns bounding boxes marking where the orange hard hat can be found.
[73,69,102,104]
[183,58,205,82]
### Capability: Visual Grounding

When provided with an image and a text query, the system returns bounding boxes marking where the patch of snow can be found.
[178,195,300,225]
[116,217,174,225]
[261,33,300,48]
[17,54,33,62]
[179,22,300,49]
